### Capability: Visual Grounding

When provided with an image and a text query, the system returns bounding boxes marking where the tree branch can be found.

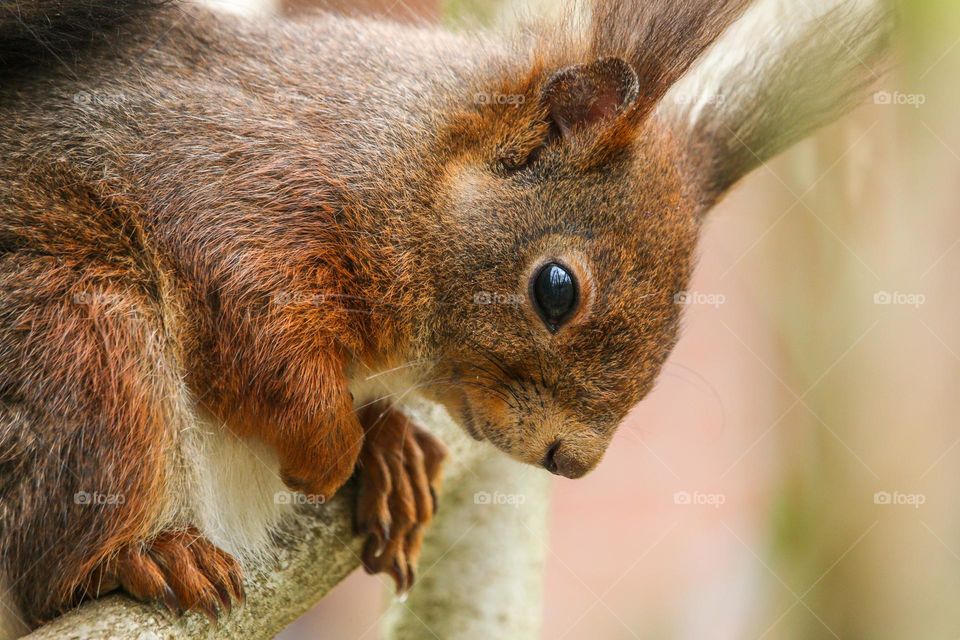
[24,399,550,640]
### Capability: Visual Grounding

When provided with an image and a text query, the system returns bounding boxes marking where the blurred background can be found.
[212,0,957,637]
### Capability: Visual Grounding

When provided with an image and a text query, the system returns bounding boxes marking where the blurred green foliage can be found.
[440,0,500,27]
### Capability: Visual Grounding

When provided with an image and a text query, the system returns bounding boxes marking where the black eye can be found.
[531,262,578,331]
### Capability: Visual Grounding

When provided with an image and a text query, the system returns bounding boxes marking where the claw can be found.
[215,583,232,612]
[406,565,416,590]
[229,571,246,606]
[373,519,390,555]
[362,536,382,575]
[391,559,407,592]
[161,585,180,614]
[198,597,219,623]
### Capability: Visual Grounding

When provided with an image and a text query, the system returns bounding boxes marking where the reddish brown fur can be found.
[0,0,778,626]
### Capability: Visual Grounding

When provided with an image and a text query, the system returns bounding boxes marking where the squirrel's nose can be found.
[542,440,561,473]
[542,440,590,479]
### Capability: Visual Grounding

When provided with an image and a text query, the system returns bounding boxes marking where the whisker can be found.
[364,358,436,381]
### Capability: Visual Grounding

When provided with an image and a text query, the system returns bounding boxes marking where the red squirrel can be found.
[0,0,889,628]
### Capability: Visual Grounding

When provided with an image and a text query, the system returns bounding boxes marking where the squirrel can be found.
[0,0,889,629]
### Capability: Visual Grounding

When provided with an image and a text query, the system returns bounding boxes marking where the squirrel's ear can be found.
[542,57,639,137]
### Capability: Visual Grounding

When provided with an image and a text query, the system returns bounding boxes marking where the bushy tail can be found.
[660,0,894,209]
[0,0,169,72]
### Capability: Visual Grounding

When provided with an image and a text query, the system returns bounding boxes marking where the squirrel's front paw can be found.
[96,527,244,619]
[355,402,447,593]
[278,407,365,500]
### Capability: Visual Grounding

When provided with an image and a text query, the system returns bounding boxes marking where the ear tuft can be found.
[542,57,639,136]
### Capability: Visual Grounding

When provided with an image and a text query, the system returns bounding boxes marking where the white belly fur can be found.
[170,368,421,566]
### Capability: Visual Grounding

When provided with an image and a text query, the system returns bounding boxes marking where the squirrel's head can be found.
[421,56,700,478]
[410,0,888,477]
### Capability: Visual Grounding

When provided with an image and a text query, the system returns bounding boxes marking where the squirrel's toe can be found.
[355,405,448,594]
[103,527,244,619]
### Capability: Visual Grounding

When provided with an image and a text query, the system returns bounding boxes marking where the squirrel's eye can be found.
[531,262,578,332]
